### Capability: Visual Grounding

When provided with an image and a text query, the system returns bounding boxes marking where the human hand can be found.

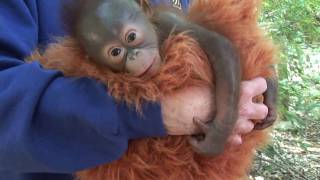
[161,77,269,143]
[228,77,268,145]
[160,86,213,135]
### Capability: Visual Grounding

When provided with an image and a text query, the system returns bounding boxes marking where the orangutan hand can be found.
[228,77,268,145]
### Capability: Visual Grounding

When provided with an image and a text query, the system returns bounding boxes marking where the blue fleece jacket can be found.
[0,0,189,179]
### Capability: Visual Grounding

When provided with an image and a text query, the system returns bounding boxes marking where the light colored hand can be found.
[161,77,268,146]
[161,86,213,135]
[228,77,268,145]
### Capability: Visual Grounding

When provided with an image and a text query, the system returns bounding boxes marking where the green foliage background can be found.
[251,0,320,179]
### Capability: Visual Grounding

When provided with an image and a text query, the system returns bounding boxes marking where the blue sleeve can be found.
[150,0,190,11]
[0,0,166,173]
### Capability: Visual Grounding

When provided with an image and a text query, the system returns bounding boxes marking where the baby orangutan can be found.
[69,0,277,155]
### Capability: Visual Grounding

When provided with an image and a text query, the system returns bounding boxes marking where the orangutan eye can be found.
[107,46,126,63]
[110,47,122,57]
[127,31,137,43]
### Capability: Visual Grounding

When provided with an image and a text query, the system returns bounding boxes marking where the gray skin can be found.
[76,0,161,77]
[255,76,278,130]
[75,0,278,155]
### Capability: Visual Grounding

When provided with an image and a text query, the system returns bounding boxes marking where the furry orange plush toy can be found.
[30,0,277,179]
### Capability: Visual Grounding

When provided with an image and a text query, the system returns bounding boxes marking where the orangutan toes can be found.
[193,117,210,134]
[189,118,226,156]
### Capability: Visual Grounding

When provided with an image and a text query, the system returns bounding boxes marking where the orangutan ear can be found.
[135,0,154,17]
[61,0,88,37]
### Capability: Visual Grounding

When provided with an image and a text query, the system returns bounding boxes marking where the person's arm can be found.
[0,0,166,173]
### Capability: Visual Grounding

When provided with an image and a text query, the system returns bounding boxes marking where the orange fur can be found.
[30,0,277,179]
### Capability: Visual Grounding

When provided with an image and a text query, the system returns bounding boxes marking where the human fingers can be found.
[234,117,255,134]
[241,77,267,98]
[228,134,242,146]
[228,119,254,146]
[240,102,268,120]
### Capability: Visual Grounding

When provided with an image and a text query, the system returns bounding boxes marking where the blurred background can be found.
[250,0,320,179]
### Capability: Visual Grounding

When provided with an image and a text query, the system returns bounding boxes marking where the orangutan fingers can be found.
[254,105,277,130]
[189,120,231,156]
[188,134,225,156]
[193,117,210,134]
[254,77,278,130]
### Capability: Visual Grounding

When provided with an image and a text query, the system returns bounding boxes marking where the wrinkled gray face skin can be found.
[77,0,161,78]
